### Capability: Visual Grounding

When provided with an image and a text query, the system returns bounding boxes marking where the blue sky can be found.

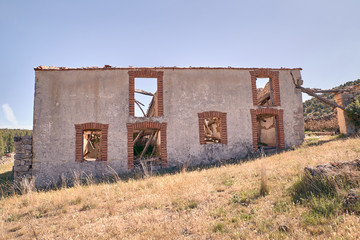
[0,0,359,129]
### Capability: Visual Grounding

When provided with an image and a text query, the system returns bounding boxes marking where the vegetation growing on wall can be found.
[346,100,360,127]
[0,129,32,156]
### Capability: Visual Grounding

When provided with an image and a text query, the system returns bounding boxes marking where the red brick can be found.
[250,70,281,107]
[75,122,108,162]
[128,70,164,117]
[198,111,227,145]
[250,109,285,150]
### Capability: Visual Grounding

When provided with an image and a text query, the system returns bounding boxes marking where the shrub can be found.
[290,174,338,204]
[308,196,342,218]
[346,100,360,127]
[212,222,225,233]
[290,171,360,222]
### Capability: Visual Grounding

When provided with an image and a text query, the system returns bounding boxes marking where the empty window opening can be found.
[257,115,277,149]
[204,117,222,143]
[256,77,273,106]
[134,78,158,117]
[83,130,102,161]
[133,128,161,168]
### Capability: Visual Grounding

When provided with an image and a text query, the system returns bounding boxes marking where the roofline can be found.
[34,65,302,71]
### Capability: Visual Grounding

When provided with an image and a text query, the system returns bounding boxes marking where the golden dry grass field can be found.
[1,136,360,239]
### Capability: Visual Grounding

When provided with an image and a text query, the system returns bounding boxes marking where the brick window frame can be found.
[127,122,167,169]
[250,109,284,151]
[75,122,109,162]
[250,69,281,106]
[198,111,228,145]
[128,69,164,116]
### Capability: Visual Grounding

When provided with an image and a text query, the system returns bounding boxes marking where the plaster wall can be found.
[162,69,253,167]
[33,70,130,185]
[278,70,305,146]
[33,68,304,186]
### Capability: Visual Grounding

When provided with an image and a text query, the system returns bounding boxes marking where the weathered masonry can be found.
[29,66,304,186]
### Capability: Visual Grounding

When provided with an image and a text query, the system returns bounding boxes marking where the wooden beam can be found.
[140,157,161,163]
[150,131,158,158]
[135,99,145,106]
[135,89,154,96]
[139,131,156,159]
[133,130,144,146]
[297,86,345,110]
[307,89,342,93]
[135,100,146,116]
[257,92,270,105]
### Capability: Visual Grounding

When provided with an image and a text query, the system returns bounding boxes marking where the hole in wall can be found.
[204,117,222,144]
[134,78,158,117]
[257,114,277,149]
[133,128,161,166]
[83,130,102,161]
[256,77,273,106]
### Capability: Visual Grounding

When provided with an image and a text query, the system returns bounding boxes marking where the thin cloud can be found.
[2,104,18,126]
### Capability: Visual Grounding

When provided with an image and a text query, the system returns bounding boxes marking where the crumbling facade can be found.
[299,84,360,135]
[29,66,304,186]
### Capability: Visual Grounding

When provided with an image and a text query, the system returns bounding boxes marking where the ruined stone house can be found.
[14,66,305,186]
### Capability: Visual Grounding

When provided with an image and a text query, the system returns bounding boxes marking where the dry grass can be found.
[1,136,360,239]
[0,162,13,197]
[0,162,13,182]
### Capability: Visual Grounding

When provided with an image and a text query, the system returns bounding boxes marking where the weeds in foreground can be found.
[260,158,269,197]
[290,171,360,224]
[212,222,225,233]
[290,174,338,203]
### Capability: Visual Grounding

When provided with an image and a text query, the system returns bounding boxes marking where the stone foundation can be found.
[13,136,33,184]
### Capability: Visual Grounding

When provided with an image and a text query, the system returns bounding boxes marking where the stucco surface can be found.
[33,68,304,186]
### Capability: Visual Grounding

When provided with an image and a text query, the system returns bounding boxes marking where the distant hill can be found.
[303,79,360,117]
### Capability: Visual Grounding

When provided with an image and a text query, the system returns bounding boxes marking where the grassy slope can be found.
[1,137,360,239]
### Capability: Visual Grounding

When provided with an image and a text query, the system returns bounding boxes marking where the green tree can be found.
[6,132,14,153]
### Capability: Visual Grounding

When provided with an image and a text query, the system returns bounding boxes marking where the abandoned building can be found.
[14,66,306,186]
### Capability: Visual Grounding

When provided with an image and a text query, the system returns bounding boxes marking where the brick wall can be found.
[250,108,284,151]
[128,70,164,116]
[250,69,281,106]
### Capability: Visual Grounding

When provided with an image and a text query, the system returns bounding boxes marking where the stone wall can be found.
[304,113,339,131]
[13,136,33,184]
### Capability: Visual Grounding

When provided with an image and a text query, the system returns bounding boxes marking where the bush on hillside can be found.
[346,100,360,127]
